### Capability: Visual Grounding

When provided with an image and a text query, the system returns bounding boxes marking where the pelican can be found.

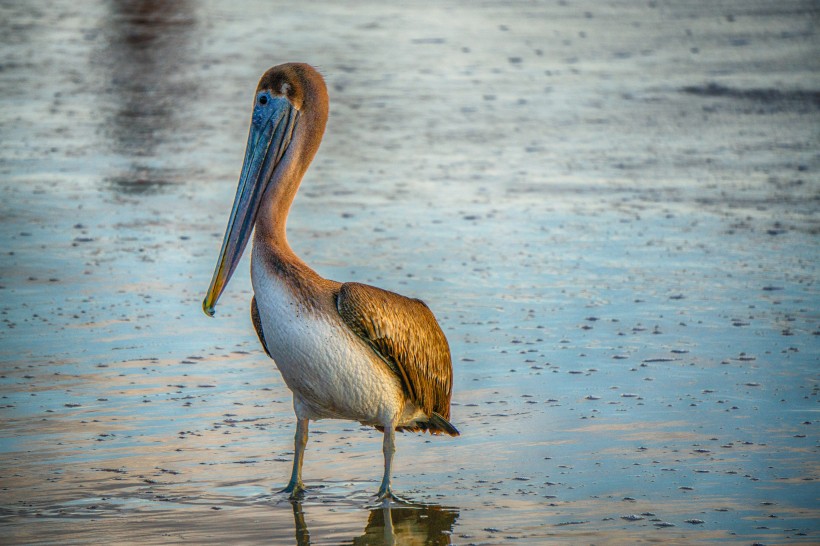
[203,63,459,501]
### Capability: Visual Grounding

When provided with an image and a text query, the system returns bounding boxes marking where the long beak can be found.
[203,96,298,317]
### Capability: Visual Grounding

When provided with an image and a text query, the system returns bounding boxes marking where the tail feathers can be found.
[429,412,460,437]
[376,412,461,436]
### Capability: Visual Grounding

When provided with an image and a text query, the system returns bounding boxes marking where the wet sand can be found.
[1,1,818,544]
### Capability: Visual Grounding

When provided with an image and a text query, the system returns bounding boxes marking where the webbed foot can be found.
[279,481,306,500]
[375,484,409,504]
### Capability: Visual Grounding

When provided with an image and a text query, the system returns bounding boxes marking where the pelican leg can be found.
[281,417,308,499]
[376,426,407,503]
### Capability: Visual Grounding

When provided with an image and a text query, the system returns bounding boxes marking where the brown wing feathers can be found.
[251,296,273,359]
[336,282,456,434]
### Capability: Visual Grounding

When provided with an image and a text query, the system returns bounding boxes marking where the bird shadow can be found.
[289,497,459,546]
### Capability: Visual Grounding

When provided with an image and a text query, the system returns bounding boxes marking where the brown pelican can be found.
[203,63,459,501]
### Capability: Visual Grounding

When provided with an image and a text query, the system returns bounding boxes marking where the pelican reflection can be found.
[290,500,459,545]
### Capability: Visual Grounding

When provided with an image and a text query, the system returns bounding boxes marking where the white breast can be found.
[250,254,408,427]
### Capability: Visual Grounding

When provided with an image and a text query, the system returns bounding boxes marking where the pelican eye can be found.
[258,94,268,106]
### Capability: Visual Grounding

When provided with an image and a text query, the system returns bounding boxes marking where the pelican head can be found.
[203,64,328,316]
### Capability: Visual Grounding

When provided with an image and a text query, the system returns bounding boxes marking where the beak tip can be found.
[202,298,216,318]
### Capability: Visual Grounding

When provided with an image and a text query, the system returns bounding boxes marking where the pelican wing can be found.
[336,282,453,420]
[251,296,273,359]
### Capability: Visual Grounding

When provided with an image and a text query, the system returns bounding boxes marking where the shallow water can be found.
[1,1,818,544]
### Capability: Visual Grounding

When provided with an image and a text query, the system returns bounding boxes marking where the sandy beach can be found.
[1,1,818,543]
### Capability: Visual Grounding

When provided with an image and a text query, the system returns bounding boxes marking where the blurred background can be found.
[1,1,817,544]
